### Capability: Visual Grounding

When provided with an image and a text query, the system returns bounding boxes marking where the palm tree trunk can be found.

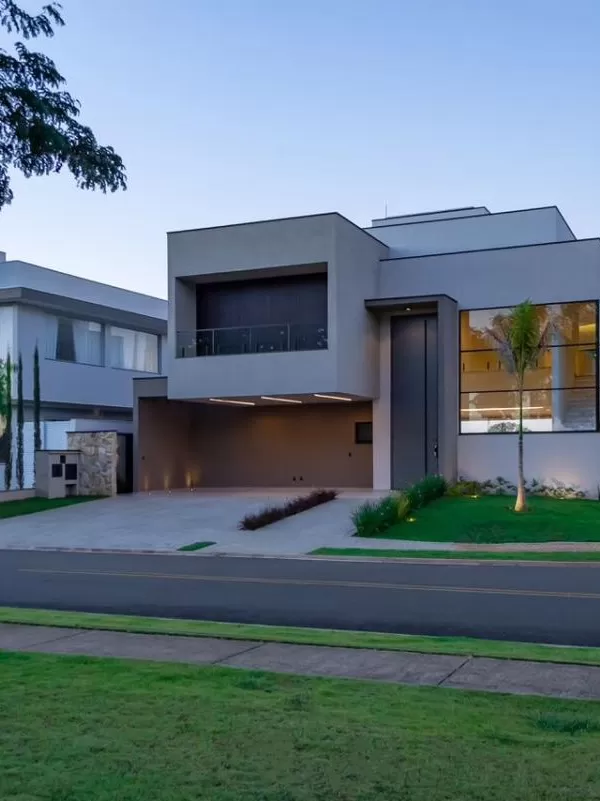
[515,380,526,512]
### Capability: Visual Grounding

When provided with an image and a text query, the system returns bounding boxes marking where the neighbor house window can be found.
[107,326,159,373]
[45,316,103,366]
[460,301,598,433]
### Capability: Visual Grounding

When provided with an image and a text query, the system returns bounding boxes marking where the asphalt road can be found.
[1,549,600,646]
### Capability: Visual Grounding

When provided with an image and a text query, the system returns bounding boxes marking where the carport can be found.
[135,381,373,491]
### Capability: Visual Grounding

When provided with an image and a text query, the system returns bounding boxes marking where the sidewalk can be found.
[3,622,600,700]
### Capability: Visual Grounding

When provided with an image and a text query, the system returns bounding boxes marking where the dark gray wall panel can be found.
[196,273,327,329]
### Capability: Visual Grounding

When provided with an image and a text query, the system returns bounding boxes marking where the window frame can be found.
[45,315,105,367]
[354,421,373,444]
[459,299,600,435]
[106,325,160,374]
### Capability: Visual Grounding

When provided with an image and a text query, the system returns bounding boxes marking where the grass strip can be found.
[178,541,215,552]
[3,605,600,666]
[312,547,600,562]
[0,495,97,519]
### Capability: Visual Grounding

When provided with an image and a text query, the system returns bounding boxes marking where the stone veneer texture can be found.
[66,431,117,496]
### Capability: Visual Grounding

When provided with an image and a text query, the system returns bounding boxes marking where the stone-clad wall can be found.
[67,431,118,496]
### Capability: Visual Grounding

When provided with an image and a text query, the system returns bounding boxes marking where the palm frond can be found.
[484,300,550,380]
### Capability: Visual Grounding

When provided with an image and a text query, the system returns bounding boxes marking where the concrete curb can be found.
[2,546,600,568]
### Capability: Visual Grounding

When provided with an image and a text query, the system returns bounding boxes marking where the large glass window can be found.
[460,301,598,433]
[107,326,159,373]
[45,316,103,366]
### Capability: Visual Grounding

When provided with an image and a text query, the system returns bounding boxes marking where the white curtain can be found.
[109,327,157,372]
[72,320,102,365]
[45,315,58,360]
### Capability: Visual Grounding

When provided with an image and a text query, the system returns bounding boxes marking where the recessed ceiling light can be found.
[260,396,303,404]
[405,306,411,311]
[208,398,255,406]
[314,393,353,402]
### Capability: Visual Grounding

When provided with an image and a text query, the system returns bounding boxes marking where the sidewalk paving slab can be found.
[5,623,600,700]
[20,628,261,664]
[443,656,600,700]
[221,641,467,684]
[0,622,83,649]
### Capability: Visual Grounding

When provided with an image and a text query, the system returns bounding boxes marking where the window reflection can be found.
[460,302,598,433]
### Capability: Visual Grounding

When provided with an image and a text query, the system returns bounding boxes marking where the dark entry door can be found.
[391,314,438,488]
[117,433,133,493]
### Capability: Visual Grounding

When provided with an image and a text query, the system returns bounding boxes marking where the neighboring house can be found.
[135,205,600,494]
[0,254,167,488]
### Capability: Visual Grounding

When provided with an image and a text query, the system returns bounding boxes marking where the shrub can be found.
[450,476,586,499]
[353,475,447,537]
[446,479,484,497]
[406,474,447,509]
[528,479,585,500]
[352,496,401,537]
[239,489,338,531]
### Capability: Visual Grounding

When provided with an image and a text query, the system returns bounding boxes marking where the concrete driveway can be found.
[0,490,451,555]
[0,490,361,554]
[0,492,291,552]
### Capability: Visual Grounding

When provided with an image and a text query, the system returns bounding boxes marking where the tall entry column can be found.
[391,314,439,487]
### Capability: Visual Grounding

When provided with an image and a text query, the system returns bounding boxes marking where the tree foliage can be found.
[486,301,551,512]
[0,0,126,209]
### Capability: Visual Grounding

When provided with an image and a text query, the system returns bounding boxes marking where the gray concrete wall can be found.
[137,399,373,490]
[458,433,600,497]
[1,260,167,319]
[378,239,600,307]
[167,213,387,401]
[371,207,490,226]
[368,207,574,258]
[168,215,338,399]
[331,217,387,398]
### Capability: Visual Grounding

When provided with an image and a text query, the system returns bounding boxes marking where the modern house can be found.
[0,254,167,488]
[135,205,600,494]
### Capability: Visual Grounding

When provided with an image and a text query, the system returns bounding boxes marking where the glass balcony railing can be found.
[176,323,328,358]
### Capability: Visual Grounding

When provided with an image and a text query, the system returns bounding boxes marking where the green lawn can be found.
[377,494,600,543]
[314,547,600,562]
[3,651,600,800]
[0,495,97,519]
[6,606,600,666]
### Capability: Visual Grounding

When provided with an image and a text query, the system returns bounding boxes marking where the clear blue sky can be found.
[1,0,600,298]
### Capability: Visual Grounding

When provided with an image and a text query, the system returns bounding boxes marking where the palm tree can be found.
[486,301,551,512]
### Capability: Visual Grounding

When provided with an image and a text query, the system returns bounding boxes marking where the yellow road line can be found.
[18,567,600,601]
